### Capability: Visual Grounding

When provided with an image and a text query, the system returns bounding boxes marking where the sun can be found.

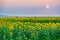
[46,5,50,8]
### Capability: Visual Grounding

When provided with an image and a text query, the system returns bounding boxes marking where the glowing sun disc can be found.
[46,5,50,8]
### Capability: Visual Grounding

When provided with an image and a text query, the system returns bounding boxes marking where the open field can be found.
[0,17,60,40]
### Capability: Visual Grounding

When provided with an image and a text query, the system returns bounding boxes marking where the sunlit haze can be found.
[0,0,60,16]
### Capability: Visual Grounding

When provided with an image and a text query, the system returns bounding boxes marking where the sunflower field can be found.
[0,17,60,40]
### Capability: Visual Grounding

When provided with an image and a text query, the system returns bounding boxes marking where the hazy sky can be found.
[0,0,60,16]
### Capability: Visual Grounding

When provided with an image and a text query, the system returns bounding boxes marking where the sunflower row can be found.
[0,20,60,40]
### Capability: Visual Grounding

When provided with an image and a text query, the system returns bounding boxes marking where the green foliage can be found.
[0,17,60,40]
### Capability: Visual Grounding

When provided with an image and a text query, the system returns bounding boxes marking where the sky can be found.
[0,0,60,16]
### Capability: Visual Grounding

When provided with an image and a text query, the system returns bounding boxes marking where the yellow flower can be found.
[51,23,56,29]
[0,24,2,28]
[56,23,60,26]
[36,23,41,26]
[9,25,15,30]
[31,27,36,30]
[28,26,32,29]
[19,26,24,31]
[24,22,30,24]
[10,32,13,37]
[38,27,42,30]
[15,24,18,27]
[44,23,49,28]
[19,22,23,24]
[49,22,51,25]
[31,34,35,37]
[28,26,36,30]
[3,24,7,27]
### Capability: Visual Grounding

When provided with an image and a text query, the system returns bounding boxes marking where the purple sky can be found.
[0,0,60,16]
